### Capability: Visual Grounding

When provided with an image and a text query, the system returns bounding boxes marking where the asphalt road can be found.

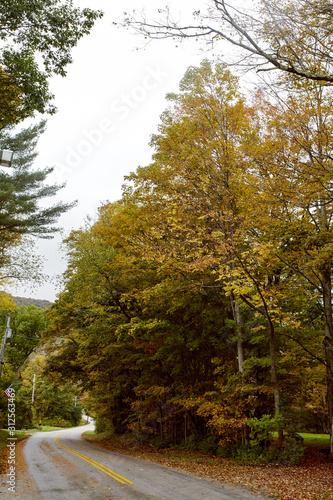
[0,424,270,499]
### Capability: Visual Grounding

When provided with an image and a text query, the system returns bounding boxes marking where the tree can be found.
[123,60,288,421]
[0,0,103,124]
[0,122,75,287]
[18,354,81,428]
[5,305,47,374]
[43,200,237,440]
[124,0,333,83]
[0,68,26,129]
[0,121,75,240]
[247,82,333,454]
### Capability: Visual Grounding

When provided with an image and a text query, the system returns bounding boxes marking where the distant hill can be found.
[11,296,52,310]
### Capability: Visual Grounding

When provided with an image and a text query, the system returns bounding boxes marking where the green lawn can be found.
[299,433,330,447]
[23,426,65,432]
[270,431,329,447]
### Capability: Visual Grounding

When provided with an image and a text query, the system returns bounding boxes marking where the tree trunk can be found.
[267,317,283,442]
[321,265,333,458]
[268,318,281,416]
[230,292,248,443]
[231,293,245,374]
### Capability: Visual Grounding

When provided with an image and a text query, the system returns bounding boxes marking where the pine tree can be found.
[0,121,75,243]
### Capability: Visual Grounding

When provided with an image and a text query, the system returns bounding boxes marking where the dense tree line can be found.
[44,60,330,461]
[0,303,81,429]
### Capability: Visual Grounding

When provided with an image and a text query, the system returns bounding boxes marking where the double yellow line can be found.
[55,431,133,485]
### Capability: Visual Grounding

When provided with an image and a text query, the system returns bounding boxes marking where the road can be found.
[0,424,269,499]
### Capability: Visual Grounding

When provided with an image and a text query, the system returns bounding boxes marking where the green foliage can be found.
[5,305,47,372]
[0,122,75,240]
[248,414,285,448]
[0,0,103,125]
[0,122,75,289]
[42,413,81,429]
[218,437,305,465]
[13,399,33,429]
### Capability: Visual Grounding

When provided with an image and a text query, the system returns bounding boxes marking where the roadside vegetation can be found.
[0,430,29,475]
[0,305,82,433]
[83,430,333,500]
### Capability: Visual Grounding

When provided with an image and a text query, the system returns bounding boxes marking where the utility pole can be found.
[0,315,11,378]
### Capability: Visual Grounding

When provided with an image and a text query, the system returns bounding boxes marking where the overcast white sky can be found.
[9,0,215,301]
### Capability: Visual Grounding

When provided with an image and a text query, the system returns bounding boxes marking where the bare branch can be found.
[122,0,333,83]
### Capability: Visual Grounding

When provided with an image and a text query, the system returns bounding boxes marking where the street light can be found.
[0,149,14,167]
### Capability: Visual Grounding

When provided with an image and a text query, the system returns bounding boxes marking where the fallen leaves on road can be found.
[83,435,333,500]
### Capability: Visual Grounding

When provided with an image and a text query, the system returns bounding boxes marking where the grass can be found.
[300,433,330,447]
[21,425,65,432]
[270,432,330,447]
[0,429,29,451]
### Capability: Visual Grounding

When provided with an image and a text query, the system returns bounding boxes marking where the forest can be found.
[43,59,331,463]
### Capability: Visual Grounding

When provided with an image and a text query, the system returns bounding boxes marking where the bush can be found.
[265,436,305,465]
[42,417,73,428]
[216,436,304,465]
[248,414,284,448]
[216,416,305,465]
[94,415,114,435]
[183,434,199,450]
[198,435,219,454]
[248,415,305,464]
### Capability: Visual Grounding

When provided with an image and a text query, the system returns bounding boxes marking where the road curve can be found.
[0,423,269,499]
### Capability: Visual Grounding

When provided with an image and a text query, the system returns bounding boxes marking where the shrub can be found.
[42,417,72,428]
[247,414,284,448]
[198,435,219,454]
[216,415,305,465]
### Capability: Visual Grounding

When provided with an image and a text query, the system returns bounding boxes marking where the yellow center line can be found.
[54,431,133,485]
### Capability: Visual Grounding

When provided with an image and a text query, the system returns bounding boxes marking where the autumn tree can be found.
[124,0,333,82]
[43,200,236,440]
[247,82,333,454]
[122,60,291,427]
[0,68,26,129]
[124,60,251,370]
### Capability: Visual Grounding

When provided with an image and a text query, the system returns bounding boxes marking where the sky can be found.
[8,0,213,302]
